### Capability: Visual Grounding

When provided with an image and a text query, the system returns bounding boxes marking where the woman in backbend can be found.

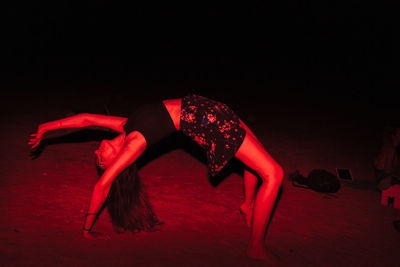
[29,94,284,262]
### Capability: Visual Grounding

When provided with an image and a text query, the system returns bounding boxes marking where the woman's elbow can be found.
[77,113,92,127]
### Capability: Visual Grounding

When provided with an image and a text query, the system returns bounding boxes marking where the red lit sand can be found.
[1,81,399,266]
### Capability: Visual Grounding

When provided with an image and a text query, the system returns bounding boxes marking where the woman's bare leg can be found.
[240,168,258,228]
[235,133,284,261]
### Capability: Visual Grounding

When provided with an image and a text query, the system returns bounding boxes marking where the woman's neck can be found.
[162,98,182,131]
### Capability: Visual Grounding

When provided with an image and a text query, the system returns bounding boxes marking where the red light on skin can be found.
[95,133,126,169]
[28,97,285,262]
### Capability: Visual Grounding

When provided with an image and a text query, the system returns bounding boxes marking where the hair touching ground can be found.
[96,164,162,233]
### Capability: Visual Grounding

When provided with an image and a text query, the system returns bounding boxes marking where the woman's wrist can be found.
[82,213,98,232]
[40,122,55,134]
[82,229,92,237]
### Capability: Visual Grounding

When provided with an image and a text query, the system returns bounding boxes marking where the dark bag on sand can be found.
[290,169,341,193]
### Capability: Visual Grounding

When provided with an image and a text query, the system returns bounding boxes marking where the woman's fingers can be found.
[28,130,43,149]
[28,136,41,148]
[29,142,38,149]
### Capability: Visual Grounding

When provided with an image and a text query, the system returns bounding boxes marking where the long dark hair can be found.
[97,164,161,233]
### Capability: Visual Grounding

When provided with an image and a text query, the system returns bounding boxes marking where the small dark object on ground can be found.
[289,169,341,193]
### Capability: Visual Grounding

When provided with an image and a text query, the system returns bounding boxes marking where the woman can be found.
[29,94,284,261]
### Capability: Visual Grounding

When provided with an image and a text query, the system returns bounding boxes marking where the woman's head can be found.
[95,133,126,169]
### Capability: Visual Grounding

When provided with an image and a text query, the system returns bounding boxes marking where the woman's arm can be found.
[29,113,128,149]
[83,131,147,239]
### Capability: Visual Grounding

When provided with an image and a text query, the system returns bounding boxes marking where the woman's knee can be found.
[259,163,284,186]
[273,164,284,185]
[236,133,283,183]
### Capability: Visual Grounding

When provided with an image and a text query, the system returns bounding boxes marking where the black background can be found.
[2,1,395,106]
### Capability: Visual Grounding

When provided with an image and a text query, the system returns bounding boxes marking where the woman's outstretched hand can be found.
[29,124,46,149]
[83,230,111,240]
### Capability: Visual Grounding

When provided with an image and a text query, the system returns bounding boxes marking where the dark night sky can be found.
[2,1,395,100]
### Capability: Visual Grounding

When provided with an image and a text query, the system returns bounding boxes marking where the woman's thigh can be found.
[235,133,282,179]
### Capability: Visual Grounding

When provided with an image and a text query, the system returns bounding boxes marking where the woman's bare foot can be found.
[239,203,254,228]
[246,244,279,264]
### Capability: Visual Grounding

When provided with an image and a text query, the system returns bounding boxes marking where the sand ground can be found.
[1,80,399,266]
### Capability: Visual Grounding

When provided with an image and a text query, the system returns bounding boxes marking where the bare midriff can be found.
[162,98,182,131]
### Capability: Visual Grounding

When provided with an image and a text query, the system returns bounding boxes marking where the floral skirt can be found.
[180,94,246,176]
